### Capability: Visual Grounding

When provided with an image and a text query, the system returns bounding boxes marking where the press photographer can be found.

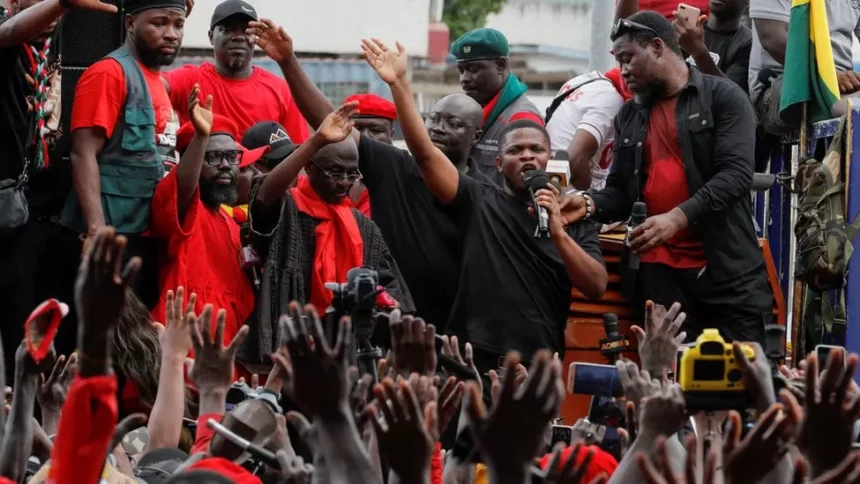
[240,101,413,369]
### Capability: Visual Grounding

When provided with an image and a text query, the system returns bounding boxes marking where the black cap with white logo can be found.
[242,121,297,170]
[210,0,258,30]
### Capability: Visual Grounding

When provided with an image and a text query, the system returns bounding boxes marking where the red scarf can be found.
[290,176,364,312]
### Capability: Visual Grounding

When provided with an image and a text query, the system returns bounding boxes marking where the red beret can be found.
[344,93,397,120]
[187,457,262,484]
[176,114,269,169]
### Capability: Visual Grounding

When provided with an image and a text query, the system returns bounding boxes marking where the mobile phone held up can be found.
[815,344,846,374]
[567,362,623,398]
[676,3,701,27]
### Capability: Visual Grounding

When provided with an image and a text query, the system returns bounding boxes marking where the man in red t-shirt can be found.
[62,0,186,308]
[150,89,264,345]
[162,0,309,142]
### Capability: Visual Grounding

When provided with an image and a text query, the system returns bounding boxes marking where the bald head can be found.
[433,94,483,128]
[315,137,359,165]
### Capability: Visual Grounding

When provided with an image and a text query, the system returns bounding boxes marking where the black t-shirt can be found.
[702,24,753,93]
[358,135,491,331]
[0,19,68,217]
[446,175,604,359]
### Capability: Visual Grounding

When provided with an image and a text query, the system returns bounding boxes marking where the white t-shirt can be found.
[546,72,624,191]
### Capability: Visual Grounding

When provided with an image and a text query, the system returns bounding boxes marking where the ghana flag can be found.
[779,0,840,124]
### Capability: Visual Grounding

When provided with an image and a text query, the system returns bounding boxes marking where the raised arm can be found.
[615,0,638,21]
[361,38,460,204]
[175,85,212,221]
[254,102,359,207]
[0,0,116,49]
[248,19,340,133]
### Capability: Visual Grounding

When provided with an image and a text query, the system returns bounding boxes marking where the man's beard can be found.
[134,34,179,68]
[200,177,239,208]
[634,78,669,105]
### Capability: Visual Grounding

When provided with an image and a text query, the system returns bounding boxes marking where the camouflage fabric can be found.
[794,116,860,337]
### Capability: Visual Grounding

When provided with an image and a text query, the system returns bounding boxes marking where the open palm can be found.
[318,101,359,143]
[69,0,118,12]
[249,19,293,62]
[361,38,407,84]
[188,85,213,136]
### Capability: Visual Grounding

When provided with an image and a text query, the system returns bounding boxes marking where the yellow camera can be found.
[678,329,755,409]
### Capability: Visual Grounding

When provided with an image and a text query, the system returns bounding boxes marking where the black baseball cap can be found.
[242,121,297,170]
[210,0,258,30]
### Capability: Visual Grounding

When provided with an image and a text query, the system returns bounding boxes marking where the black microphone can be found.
[553,150,570,161]
[524,169,552,239]
[599,313,630,365]
[627,202,647,270]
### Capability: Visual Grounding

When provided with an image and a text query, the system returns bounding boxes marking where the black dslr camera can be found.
[326,267,385,381]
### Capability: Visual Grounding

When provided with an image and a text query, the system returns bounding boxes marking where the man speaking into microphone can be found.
[360,36,607,373]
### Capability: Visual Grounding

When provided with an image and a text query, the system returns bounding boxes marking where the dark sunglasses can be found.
[610,18,659,42]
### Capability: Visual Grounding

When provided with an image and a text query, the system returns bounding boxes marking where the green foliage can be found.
[443,0,509,44]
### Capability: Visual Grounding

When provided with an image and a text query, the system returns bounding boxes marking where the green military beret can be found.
[451,28,510,62]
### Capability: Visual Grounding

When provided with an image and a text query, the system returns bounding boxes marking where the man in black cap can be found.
[60,0,187,310]
[450,27,543,187]
[242,121,298,174]
[162,0,309,142]
[0,0,119,386]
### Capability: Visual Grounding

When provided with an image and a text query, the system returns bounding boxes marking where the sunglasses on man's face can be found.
[610,18,659,42]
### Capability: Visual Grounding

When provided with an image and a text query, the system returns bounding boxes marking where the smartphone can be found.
[567,362,623,397]
[815,344,846,374]
[676,3,701,27]
[588,396,624,427]
[551,425,573,447]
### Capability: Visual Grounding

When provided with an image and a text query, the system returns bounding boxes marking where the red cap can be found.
[176,115,269,169]
[539,445,618,482]
[344,93,397,120]
[187,457,263,484]
[25,299,68,364]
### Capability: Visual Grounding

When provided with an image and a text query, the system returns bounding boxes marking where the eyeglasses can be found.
[610,18,659,42]
[424,113,476,131]
[311,160,362,183]
[204,150,243,166]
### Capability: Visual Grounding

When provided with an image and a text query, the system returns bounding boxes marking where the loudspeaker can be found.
[55,0,125,157]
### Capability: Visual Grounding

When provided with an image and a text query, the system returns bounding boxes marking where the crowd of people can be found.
[1,0,860,481]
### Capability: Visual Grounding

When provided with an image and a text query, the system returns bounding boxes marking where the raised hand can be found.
[74,227,140,362]
[488,362,528,406]
[799,348,860,476]
[465,351,564,481]
[733,342,776,413]
[437,375,465,435]
[616,359,662,422]
[440,335,480,390]
[188,84,213,137]
[317,101,359,144]
[275,449,314,484]
[632,301,686,378]
[722,390,801,484]
[278,303,353,419]
[368,377,438,483]
[37,352,77,435]
[636,434,715,484]
[792,452,860,484]
[188,305,249,393]
[68,0,118,12]
[360,38,408,85]
[247,19,294,63]
[153,287,196,360]
[389,309,437,377]
[638,384,686,439]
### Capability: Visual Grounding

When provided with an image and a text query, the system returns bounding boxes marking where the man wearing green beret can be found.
[451,27,543,187]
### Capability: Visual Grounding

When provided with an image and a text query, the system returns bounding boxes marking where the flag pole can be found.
[791,102,808,362]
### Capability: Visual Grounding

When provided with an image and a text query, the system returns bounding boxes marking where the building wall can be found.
[181,0,430,55]
[485,0,592,53]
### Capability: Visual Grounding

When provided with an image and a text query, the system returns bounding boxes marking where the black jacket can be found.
[591,67,763,284]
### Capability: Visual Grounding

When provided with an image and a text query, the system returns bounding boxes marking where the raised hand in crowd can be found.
[465,350,564,484]
[800,347,860,477]
[616,359,662,423]
[188,305,249,416]
[369,376,438,484]
[389,309,437,377]
[361,37,408,85]
[148,287,196,452]
[248,18,295,64]
[733,342,777,413]
[488,361,529,405]
[636,435,711,484]
[37,352,77,435]
[276,302,379,483]
[632,301,686,378]
[792,452,860,484]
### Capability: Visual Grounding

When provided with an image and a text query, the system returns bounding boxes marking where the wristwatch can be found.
[254,388,283,414]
